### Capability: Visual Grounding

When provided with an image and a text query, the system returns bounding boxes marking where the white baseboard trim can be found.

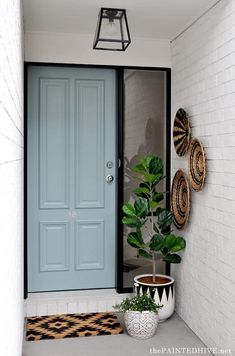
[25,289,131,317]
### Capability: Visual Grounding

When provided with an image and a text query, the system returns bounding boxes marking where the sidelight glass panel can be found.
[123,70,167,289]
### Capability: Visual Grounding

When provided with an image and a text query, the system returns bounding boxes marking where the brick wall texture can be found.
[0,1,24,355]
[171,0,235,352]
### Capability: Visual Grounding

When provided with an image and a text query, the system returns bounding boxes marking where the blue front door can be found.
[27,66,116,292]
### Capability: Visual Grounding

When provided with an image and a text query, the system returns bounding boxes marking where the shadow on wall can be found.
[124,116,165,203]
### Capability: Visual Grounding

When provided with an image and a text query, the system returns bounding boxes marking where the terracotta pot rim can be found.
[134,273,174,287]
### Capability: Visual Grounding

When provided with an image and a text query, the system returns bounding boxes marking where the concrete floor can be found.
[23,313,211,356]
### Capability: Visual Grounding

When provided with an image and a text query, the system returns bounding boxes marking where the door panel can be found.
[39,78,70,209]
[39,221,69,272]
[75,80,105,208]
[75,220,104,270]
[28,66,116,292]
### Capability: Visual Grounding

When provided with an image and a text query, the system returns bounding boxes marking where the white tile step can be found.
[25,289,131,317]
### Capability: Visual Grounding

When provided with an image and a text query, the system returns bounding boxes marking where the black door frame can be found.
[24,62,171,298]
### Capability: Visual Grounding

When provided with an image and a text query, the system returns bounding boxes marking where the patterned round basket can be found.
[173,108,191,156]
[188,138,206,191]
[171,169,190,230]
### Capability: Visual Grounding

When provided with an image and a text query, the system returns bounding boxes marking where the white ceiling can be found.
[23,0,218,40]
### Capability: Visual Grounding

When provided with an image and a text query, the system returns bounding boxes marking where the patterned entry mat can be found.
[26,312,123,341]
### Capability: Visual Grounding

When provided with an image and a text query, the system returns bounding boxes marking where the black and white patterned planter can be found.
[134,274,175,322]
[124,311,159,339]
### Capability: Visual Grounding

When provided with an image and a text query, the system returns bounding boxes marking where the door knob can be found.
[106,174,114,183]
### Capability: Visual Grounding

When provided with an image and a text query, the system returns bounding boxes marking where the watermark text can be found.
[149,347,232,354]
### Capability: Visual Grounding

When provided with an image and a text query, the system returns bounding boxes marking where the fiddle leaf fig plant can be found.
[122,155,186,283]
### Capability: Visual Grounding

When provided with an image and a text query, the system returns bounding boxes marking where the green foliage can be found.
[133,187,150,198]
[157,210,173,231]
[149,234,165,251]
[138,249,152,258]
[122,155,186,278]
[122,203,136,217]
[113,293,162,313]
[163,254,181,263]
[122,216,141,228]
[163,234,186,252]
[127,231,144,248]
[134,197,149,217]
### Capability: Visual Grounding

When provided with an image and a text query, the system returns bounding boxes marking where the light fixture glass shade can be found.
[93,8,131,51]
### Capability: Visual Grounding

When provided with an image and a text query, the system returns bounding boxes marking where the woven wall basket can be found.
[171,169,190,230]
[188,138,206,192]
[173,108,191,156]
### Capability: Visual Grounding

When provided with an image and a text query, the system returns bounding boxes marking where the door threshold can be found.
[25,289,131,317]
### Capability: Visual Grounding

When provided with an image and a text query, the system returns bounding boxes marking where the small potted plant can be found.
[122,155,186,321]
[114,293,162,339]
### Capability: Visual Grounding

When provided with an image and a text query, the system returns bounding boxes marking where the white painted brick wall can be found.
[171,0,235,352]
[0,1,24,356]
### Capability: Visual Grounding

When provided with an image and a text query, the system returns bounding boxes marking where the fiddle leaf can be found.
[149,156,164,175]
[122,203,136,217]
[134,197,149,218]
[133,187,150,198]
[122,217,141,228]
[132,163,146,173]
[138,249,152,259]
[127,232,144,248]
[163,253,181,264]
[144,173,163,184]
[140,156,154,171]
[158,210,173,230]
[149,234,165,251]
[152,192,164,203]
[164,234,186,252]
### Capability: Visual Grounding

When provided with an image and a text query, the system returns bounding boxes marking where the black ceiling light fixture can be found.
[93,8,131,51]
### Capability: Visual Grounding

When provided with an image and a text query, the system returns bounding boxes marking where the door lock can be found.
[106,174,114,183]
[106,161,113,169]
